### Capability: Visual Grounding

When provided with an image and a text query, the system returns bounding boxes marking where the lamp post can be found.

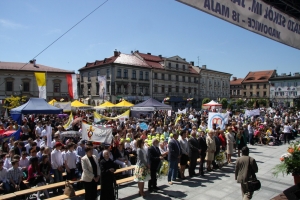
[141,92,144,101]
[19,84,23,104]
[102,87,105,103]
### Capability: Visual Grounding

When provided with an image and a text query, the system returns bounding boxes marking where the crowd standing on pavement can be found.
[0,106,299,199]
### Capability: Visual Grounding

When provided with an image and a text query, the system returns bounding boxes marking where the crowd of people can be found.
[0,107,299,199]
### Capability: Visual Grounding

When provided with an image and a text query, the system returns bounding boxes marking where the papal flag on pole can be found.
[34,72,46,99]
[66,74,78,99]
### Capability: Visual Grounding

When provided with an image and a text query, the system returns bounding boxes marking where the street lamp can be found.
[141,92,144,101]
[19,84,23,104]
[102,87,105,103]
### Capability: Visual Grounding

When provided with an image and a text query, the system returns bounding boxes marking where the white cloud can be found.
[0,19,27,29]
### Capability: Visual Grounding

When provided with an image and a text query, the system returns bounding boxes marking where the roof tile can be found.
[0,62,73,73]
[242,70,275,83]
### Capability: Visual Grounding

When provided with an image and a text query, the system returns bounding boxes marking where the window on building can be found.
[132,70,136,79]
[176,75,179,81]
[87,84,91,95]
[195,78,198,83]
[168,63,171,69]
[244,92,246,96]
[6,81,13,91]
[88,72,91,81]
[263,91,266,96]
[117,69,121,78]
[188,87,191,94]
[188,77,191,83]
[139,71,143,80]
[81,74,83,82]
[281,82,284,87]
[176,86,179,92]
[54,83,60,93]
[106,83,110,93]
[124,85,128,94]
[140,87,143,94]
[154,73,157,79]
[124,69,128,78]
[237,90,240,95]
[176,64,178,70]
[106,69,110,78]
[256,92,259,97]
[243,85,246,89]
[256,84,259,89]
[145,87,149,95]
[161,74,164,80]
[263,84,266,89]
[250,84,252,89]
[183,65,185,71]
[230,90,232,95]
[250,92,253,96]
[168,74,171,80]
[294,82,298,87]
[96,83,99,95]
[182,87,185,93]
[97,70,100,76]
[80,85,84,95]
[154,85,158,93]
[23,82,30,92]
[194,88,197,94]
[182,76,185,82]
[161,85,165,93]
[145,72,149,80]
[132,85,136,94]
[168,85,172,93]
[117,85,121,93]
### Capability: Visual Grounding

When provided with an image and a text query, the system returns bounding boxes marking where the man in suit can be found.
[198,130,207,176]
[14,141,26,156]
[212,125,221,169]
[188,130,200,177]
[148,139,164,192]
[167,132,181,185]
[235,146,258,200]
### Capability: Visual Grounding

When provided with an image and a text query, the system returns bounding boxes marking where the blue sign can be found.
[139,122,148,131]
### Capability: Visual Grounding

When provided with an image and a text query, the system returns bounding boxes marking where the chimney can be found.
[190,61,194,66]
[158,55,162,58]
[147,53,151,55]
[183,58,186,61]
[232,77,237,81]
[202,65,206,69]
[131,51,133,54]
[114,49,118,57]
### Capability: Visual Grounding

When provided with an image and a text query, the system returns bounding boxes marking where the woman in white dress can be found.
[225,127,235,164]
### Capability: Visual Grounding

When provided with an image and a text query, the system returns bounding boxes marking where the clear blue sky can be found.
[1,0,299,78]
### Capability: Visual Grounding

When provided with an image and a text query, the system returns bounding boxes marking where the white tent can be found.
[202,100,222,110]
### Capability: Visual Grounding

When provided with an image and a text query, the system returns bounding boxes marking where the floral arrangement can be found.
[273,141,300,177]
[157,160,169,179]
[215,151,226,167]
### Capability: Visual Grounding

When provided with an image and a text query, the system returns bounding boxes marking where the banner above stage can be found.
[177,0,300,50]
[81,123,113,144]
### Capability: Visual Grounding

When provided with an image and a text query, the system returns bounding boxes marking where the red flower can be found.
[288,148,294,153]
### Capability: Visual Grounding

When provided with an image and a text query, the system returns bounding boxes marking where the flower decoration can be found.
[157,160,169,179]
[273,141,300,177]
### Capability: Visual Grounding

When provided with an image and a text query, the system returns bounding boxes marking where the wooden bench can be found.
[115,165,135,175]
[115,176,135,199]
[23,172,67,185]
[0,193,17,200]
[47,185,101,200]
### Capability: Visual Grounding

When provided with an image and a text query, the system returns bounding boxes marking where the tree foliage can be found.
[3,96,27,110]
[202,98,210,105]
[220,98,228,109]
[236,99,245,107]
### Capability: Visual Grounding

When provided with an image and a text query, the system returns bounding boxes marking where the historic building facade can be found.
[269,72,300,107]
[0,61,74,113]
[230,77,244,100]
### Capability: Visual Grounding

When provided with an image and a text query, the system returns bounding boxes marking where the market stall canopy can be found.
[202,100,222,110]
[48,99,57,106]
[94,101,115,109]
[11,98,63,114]
[131,98,172,111]
[114,100,134,108]
[71,100,93,109]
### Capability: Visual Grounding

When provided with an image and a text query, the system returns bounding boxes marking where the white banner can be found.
[54,102,71,112]
[98,75,107,99]
[81,123,113,143]
[177,0,300,50]
[208,112,229,130]
[245,108,260,117]
[178,108,187,114]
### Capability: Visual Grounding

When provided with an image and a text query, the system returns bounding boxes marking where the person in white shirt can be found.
[45,122,52,148]
[19,151,29,173]
[35,122,43,138]
[34,137,42,148]
[25,138,33,154]
[282,122,292,144]
[4,149,15,169]
[41,125,47,138]
[64,143,77,181]
[0,159,10,194]
[51,142,64,193]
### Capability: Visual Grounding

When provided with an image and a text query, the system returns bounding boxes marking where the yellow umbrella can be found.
[48,99,57,106]
[114,100,134,107]
[71,100,92,109]
[94,101,115,109]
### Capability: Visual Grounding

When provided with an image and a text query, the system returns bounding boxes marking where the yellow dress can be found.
[205,136,216,161]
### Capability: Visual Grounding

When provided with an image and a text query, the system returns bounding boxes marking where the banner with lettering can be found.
[177,0,300,50]
[54,102,71,112]
[81,122,113,143]
[208,112,229,130]
[245,108,260,117]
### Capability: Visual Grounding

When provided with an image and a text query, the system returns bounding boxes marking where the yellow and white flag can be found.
[63,112,73,130]
[34,72,46,99]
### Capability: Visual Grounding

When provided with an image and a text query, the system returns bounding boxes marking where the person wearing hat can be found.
[7,159,27,192]
[51,142,64,193]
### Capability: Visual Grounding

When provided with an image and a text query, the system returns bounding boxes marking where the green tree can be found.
[246,99,255,108]
[202,98,210,105]
[3,95,27,110]
[236,99,245,108]
[258,98,267,107]
[227,102,233,110]
[220,98,228,109]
